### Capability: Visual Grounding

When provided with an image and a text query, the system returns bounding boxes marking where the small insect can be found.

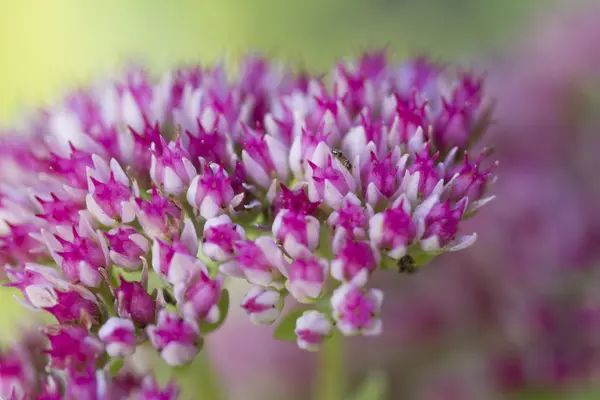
[398,255,417,274]
[332,148,352,171]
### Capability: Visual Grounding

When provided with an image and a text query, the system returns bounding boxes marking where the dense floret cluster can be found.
[0,52,495,398]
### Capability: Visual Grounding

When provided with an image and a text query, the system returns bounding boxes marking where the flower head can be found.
[0,52,495,373]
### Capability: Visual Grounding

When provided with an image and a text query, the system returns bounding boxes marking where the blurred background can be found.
[2,0,600,399]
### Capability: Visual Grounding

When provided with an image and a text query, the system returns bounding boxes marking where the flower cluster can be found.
[0,52,495,396]
[0,327,178,399]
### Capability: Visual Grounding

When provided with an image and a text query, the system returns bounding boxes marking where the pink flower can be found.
[369,196,417,259]
[202,215,245,262]
[331,240,379,286]
[295,310,332,352]
[114,276,156,327]
[33,192,82,228]
[272,209,320,258]
[186,162,240,219]
[289,127,334,180]
[240,286,284,325]
[270,183,321,217]
[150,136,196,196]
[137,376,179,400]
[286,256,329,303]
[240,126,289,188]
[42,225,109,287]
[46,145,94,189]
[86,157,136,226]
[220,236,288,288]
[127,122,164,173]
[174,267,223,322]
[152,219,200,284]
[359,150,405,207]
[0,52,497,388]
[146,310,201,366]
[104,226,149,270]
[419,198,476,252]
[98,317,137,357]
[433,72,486,152]
[183,118,234,169]
[133,187,182,240]
[306,146,357,209]
[327,193,372,252]
[447,151,497,206]
[402,149,444,204]
[0,221,46,264]
[331,284,383,336]
[0,347,37,399]
[44,326,104,369]
[5,264,100,325]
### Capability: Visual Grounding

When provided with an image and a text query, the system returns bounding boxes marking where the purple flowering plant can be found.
[0,52,495,398]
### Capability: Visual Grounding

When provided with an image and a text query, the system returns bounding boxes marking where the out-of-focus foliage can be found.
[347,371,387,400]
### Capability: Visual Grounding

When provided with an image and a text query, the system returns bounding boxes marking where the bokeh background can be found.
[3,0,600,399]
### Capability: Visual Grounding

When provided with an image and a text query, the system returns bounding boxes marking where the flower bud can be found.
[331,284,383,336]
[369,196,416,259]
[42,225,109,287]
[138,376,179,400]
[447,151,496,204]
[134,187,182,240]
[270,183,320,217]
[45,326,104,369]
[152,219,200,284]
[402,149,443,204]
[327,193,371,253]
[295,310,332,351]
[220,236,288,288]
[64,364,100,399]
[187,163,240,219]
[289,127,333,180]
[150,137,196,196]
[34,192,81,228]
[146,310,201,366]
[114,277,156,327]
[360,150,405,207]
[4,264,100,325]
[98,317,137,357]
[241,286,284,325]
[306,146,357,210]
[331,240,379,286]
[418,198,477,253]
[202,215,245,262]
[240,126,289,188]
[285,256,328,303]
[174,267,223,323]
[0,347,36,399]
[272,209,320,258]
[105,226,149,270]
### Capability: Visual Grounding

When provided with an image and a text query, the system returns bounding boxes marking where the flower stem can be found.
[315,331,345,400]
[171,350,223,399]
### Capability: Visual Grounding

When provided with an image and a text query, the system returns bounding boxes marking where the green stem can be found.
[172,350,223,399]
[196,351,222,400]
[315,331,345,400]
